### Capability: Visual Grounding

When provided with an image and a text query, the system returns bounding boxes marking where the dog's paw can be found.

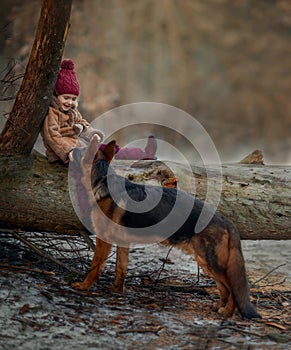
[212,303,219,312]
[110,283,124,293]
[218,306,235,318]
[72,281,90,290]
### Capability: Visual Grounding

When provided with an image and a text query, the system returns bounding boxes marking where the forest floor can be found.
[0,234,290,350]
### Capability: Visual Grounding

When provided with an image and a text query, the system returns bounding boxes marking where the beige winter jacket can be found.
[41,103,104,164]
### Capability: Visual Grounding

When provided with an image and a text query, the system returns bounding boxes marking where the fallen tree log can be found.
[115,158,291,240]
[0,151,290,239]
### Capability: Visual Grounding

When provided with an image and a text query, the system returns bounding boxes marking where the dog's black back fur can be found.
[92,157,229,243]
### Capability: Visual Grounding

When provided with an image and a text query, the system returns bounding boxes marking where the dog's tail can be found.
[227,224,261,319]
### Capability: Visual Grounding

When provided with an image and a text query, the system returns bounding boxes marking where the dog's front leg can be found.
[110,246,129,293]
[72,238,112,290]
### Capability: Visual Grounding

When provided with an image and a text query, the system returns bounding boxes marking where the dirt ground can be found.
[0,236,290,350]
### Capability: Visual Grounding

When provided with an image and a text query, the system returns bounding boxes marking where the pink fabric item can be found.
[114,147,144,160]
[54,59,80,96]
[99,143,143,159]
[99,136,157,160]
[143,135,157,159]
[99,143,121,154]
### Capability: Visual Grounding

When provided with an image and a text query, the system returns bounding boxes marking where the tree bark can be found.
[0,152,290,240]
[191,163,290,240]
[0,0,72,156]
[0,152,83,235]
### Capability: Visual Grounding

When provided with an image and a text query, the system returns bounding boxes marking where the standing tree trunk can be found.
[0,0,73,156]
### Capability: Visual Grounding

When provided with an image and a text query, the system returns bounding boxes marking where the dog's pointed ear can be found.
[83,134,100,164]
[98,140,116,163]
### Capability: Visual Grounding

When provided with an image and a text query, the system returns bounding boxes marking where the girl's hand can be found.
[68,150,74,161]
[73,123,84,135]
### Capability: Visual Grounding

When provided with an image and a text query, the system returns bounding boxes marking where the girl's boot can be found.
[114,136,157,160]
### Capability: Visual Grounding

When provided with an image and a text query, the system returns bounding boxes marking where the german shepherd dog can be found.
[71,136,260,319]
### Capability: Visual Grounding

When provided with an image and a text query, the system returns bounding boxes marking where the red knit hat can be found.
[54,59,80,96]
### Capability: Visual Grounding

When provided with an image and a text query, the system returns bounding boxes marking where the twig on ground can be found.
[155,246,173,282]
[0,263,55,276]
[78,230,95,251]
[223,325,266,338]
[258,277,287,288]
[117,325,163,335]
[252,263,286,286]
[11,231,81,274]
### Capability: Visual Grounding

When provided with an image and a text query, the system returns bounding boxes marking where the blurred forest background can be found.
[0,0,290,164]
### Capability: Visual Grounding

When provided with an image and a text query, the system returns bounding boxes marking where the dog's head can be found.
[70,136,116,189]
[97,139,116,164]
[71,136,115,166]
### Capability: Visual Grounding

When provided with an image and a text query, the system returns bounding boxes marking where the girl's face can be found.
[57,94,78,112]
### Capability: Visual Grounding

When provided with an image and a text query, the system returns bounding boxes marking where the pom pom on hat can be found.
[54,58,80,96]
[60,59,75,70]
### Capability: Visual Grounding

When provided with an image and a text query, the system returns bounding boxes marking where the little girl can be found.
[41,59,157,165]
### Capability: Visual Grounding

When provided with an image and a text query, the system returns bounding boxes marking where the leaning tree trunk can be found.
[0,0,72,155]
[0,151,290,240]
